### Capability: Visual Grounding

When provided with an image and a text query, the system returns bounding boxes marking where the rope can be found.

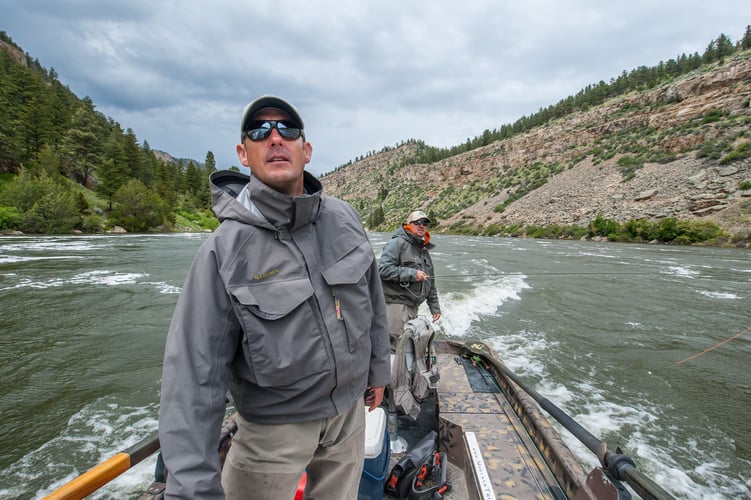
[676,325,751,364]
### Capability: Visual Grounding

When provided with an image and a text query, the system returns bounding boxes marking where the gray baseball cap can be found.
[240,95,304,139]
[406,210,431,224]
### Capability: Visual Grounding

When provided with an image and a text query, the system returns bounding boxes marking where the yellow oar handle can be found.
[43,453,131,500]
[43,433,160,500]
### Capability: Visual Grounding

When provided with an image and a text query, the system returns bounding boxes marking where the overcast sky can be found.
[3,1,749,175]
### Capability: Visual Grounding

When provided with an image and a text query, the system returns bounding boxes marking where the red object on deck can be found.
[294,471,307,499]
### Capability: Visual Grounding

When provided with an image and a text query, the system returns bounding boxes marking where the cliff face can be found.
[0,40,26,66]
[322,54,751,236]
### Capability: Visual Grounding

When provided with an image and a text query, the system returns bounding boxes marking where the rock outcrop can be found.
[322,54,751,236]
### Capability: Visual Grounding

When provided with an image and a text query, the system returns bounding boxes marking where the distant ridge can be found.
[322,51,751,240]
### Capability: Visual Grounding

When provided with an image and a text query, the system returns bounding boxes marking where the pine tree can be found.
[716,34,735,61]
[742,25,751,50]
[154,158,180,211]
[0,56,31,168]
[201,151,217,208]
[99,130,130,209]
[183,161,203,197]
[62,99,103,187]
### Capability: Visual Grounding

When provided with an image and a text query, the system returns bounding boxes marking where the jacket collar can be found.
[396,225,434,249]
[246,172,322,230]
[210,170,323,231]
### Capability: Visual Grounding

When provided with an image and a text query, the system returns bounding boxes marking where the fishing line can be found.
[430,271,744,281]
[433,272,651,278]
[676,325,751,364]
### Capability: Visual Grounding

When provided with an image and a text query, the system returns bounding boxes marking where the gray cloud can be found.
[2,0,748,174]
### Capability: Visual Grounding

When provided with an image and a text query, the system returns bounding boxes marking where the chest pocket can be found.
[398,240,422,269]
[321,240,376,352]
[229,278,330,387]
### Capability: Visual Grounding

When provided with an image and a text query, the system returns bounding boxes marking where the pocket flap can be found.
[321,240,374,285]
[230,278,314,319]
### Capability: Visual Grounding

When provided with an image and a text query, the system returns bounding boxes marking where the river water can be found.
[0,233,748,499]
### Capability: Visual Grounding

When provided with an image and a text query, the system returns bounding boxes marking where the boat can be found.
[43,319,675,500]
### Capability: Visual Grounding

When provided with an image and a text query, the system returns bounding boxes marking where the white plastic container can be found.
[359,406,390,499]
[363,406,387,457]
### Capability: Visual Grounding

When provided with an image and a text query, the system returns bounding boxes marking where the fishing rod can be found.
[463,343,676,500]
[42,431,160,500]
[677,324,751,364]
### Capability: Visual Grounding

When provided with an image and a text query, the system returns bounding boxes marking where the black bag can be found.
[384,431,437,499]
[410,451,450,499]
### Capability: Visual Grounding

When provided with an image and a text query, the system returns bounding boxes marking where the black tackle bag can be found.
[383,430,437,499]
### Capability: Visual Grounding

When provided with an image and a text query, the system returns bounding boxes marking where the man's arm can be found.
[378,239,414,282]
[159,246,240,499]
[367,249,391,394]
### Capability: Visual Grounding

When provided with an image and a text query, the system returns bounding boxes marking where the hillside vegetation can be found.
[0,32,220,234]
[1,28,750,246]
[322,28,751,247]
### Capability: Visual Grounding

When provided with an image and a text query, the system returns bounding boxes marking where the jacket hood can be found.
[210,170,323,231]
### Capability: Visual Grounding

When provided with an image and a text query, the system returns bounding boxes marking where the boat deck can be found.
[386,341,583,499]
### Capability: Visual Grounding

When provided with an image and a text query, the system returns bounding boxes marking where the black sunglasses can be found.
[243,120,304,141]
[412,219,430,227]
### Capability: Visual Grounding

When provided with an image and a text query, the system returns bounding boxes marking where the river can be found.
[0,233,748,499]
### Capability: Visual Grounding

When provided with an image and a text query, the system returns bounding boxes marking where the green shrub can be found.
[616,155,644,181]
[484,224,502,236]
[701,109,725,124]
[589,214,620,238]
[656,218,679,242]
[0,205,22,230]
[80,214,105,233]
[111,179,168,232]
[720,142,751,164]
[0,173,82,233]
[675,220,724,243]
[24,190,81,234]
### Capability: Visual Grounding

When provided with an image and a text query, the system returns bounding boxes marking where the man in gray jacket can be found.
[379,210,441,351]
[158,95,390,499]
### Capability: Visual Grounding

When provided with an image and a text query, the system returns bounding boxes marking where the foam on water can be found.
[0,269,180,295]
[495,337,747,497]
[0,271,137,291]
[0,398,159,499]
[0,254,85,265]
[0,239,101,253]
[698,290,740,300]
[454,273,750,499]
[663,265,700,278]
[433,274,529,339]
[149,281,182,294]
[487,330,554,378]
[69,270,147,286]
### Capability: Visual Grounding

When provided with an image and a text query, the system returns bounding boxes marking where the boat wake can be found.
[0,398,159,499]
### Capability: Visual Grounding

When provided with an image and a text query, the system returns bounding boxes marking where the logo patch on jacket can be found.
[253,268,280,281]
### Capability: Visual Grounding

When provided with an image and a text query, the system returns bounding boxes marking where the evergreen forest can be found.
[0,31,221,234]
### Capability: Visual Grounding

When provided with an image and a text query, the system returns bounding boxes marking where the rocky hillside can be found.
[321,52,751,238]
